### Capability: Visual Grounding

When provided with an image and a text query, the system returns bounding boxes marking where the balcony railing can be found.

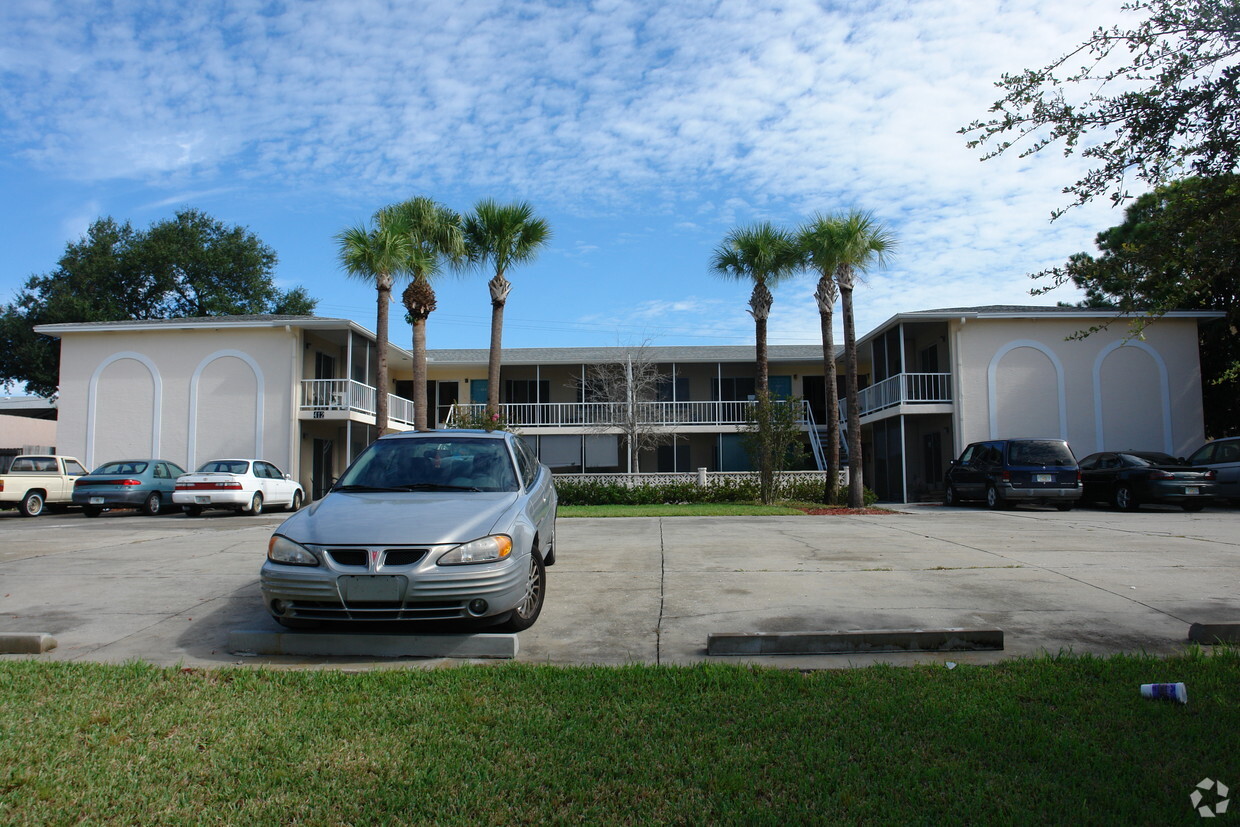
[446,399,814,429]
[300,379,415,427]
[855,373,952,417]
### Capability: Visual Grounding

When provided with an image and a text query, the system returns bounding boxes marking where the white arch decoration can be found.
[188,350,265,470]
[986,340,1068,440]
[1092,340,1172,454]
[86,352,163,469]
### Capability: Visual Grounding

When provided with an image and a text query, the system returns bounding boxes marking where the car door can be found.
[60,458,88,500]
[258,462,293,505]
[514,438,554,552]
[948,444,982,498]
[1077,454,1108,501]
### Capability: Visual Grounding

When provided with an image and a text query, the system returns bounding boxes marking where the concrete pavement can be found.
[1,503,1237,669]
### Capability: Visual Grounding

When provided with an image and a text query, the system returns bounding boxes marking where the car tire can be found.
[985,485,1005,510]
[247,492,263,515]
[1114,484,1139,512]
[18,491,44,517]
[944,484,960,507]
[1182,501,1206,512]
[184,505,203,517]
[82,506,102,518]
[142,491,162,516]
[502,550,546,632]
[289,491,303,512]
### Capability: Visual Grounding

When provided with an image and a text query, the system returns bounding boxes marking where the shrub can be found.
[552,476,876,507]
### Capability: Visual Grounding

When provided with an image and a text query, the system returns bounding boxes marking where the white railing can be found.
[301,379,417,426]
[445,399,814,429]
[856,373,952,416]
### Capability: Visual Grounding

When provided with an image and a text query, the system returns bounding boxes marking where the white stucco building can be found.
[34,305,1220,502]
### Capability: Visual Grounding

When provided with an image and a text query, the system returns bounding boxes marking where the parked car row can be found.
[944,436,1240,512]
[72,457,304,517]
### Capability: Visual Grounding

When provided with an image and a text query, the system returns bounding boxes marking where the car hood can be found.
[278,490,521,546]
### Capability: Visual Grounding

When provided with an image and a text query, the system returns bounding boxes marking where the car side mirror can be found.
[284,473,293,480]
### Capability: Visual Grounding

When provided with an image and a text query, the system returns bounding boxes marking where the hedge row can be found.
[553,476,877,506]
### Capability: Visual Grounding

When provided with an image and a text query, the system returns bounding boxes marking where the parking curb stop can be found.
[0,633,58,654]
[707,627,1005,656]
[228,630,519,659]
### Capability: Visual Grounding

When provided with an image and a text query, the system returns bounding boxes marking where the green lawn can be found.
[2,652,1236,824]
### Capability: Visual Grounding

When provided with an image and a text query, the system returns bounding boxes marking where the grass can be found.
[2,651,1238,824]
[559,503,807,517]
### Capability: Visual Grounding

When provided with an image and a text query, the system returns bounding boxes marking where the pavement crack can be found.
[656,518,666,666]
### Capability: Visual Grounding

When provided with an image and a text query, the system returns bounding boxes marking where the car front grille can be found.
[325,548,429,568]
[287,599,464,621]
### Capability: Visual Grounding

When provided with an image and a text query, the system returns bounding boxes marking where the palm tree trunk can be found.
[819,307,840,505]
[375,283,390,436]
[841,284,862,508]
[486,274,511,417]
[413,317,428,430]
[750,281,773,396]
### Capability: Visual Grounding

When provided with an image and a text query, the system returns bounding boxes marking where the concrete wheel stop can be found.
[1188,623,1240,645]
[707,627,1004,657]
[0,633,58,654]
[228,629,518,659]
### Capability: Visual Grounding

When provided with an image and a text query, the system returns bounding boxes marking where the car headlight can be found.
[267,535,319,566]
[437,535,513,566]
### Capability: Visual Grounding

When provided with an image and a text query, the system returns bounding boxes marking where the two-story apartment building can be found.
[35,305,1219,502]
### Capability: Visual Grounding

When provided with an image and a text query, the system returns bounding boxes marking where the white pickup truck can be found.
[0,455,89,517]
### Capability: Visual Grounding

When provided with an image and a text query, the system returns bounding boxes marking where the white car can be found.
[174,459,304,516]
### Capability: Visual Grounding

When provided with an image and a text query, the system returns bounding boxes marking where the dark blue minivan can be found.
[945,439,1081,510]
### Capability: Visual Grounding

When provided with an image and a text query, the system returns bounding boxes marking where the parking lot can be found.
[1,503,1237,669]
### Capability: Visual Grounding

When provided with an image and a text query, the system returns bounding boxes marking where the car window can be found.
[266,463,286,479]
[199,461,249,474]
[1078,455,1099,470]
[1218,443,1240,463]
[1007,441,1074,466]
[65,459,87,476]
[11,457,56,472]
[1188,444,1215,464]
[337,437,518,492]
[167,463,186,477]
[1099,455,1120,470]
[514,438,538,487]
[1123,453,1177,467]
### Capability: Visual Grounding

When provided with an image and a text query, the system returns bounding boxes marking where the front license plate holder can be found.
[340,575,406,602]
[1035,473,1053,483]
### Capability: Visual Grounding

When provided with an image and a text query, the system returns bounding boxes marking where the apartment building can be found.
[35,305,1218,502]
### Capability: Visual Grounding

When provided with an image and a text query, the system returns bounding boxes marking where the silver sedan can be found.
[260,430,557,631]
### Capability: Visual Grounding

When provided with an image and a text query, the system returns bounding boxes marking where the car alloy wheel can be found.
[1114,485,1139,512]
[143,491,162,516]
[289,491,303,511]
[248,492,263,515]
[985,485,1004,510]
[18,491,44,517]
[945,485,959,506]
[502,550,546,632]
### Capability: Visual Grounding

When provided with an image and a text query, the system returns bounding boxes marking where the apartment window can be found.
[504,380,549,404]
[711,377,756,401]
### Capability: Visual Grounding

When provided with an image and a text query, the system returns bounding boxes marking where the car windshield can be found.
[1121,452,1180,467]
[96,461,148,475]
[1006,441,1074,466]
[198,461,250,474]
[336,437,518,493]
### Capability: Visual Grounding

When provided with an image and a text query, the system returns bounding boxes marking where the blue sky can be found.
[0,0,1132,356]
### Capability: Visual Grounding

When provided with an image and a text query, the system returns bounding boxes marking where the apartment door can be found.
[311,438,333,500]
[435,381,459,427]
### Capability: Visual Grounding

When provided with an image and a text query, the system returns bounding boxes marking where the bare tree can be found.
[577,344,672,473]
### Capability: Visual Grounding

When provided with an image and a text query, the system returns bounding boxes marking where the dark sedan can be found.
[1078,451,1218,512]
[72,459,187,517]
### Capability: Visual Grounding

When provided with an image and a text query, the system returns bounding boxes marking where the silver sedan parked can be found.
[260,430,557,631]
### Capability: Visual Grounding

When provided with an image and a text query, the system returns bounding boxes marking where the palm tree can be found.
[709,222,801,396]
[336,215,411,436]
[390,198,465,431]
[462,200,552,420]
[827,210,897,508]
[797,215,843,504]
